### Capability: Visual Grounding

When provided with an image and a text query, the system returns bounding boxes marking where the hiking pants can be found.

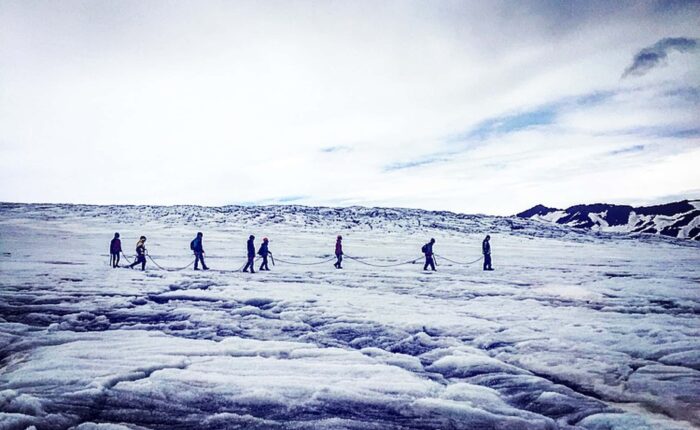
[130,254,146,271]
[424,255,436,271]
[483,254,492,270]
[194,252,207,270]
[243,255,255,272]
[335,254,343,268]
[259,255,269,271]
[111,252,120,268]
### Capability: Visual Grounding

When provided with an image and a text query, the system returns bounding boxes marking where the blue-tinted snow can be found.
[0,203,698,429]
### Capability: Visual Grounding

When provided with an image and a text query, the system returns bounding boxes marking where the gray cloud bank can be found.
[622,37,699,78]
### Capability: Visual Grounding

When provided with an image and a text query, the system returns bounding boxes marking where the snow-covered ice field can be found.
[1,203,698,429]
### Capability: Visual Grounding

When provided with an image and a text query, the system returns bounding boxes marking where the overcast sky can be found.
[1,0,699,214]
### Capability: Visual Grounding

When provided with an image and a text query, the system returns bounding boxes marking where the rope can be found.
[274,256,337,266]
[344,254,422,268]
[120,251,134,265]
[434,253,483,265]
[147,255,195,272]
[115,249,480,272]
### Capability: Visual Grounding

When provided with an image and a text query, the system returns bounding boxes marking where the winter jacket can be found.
[110,238,121,254]
[335,240,343,256]
[191,236,204,253]
[482,240,491,255]
[422,242,434,256]
[258,242,270,257]
[247,238,255,257]
[135,240,146,256]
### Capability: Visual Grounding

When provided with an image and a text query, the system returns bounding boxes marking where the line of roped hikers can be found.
[109,232,495,273]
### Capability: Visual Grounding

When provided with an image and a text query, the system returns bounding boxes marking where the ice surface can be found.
[0,203,699,429]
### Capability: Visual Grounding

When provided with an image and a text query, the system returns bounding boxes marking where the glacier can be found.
[0,203,699,429]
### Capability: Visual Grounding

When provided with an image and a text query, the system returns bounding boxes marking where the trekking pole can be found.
[270,253,275,266]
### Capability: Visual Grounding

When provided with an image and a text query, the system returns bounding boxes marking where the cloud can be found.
[452,107,557,143]
[320,146,352,153]
[384,157,449,172]
[0,1,698,214]
[622,37,699,78]
[609,144,645,155]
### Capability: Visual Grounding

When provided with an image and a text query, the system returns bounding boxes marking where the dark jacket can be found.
[136,243,146,256]
[482,240,491,255]
[247,238,255,257]
[192,236,204,253]
[422,242,434,256]
[110,238,121,254]
[335,240,343,255]
[258,242,270,257]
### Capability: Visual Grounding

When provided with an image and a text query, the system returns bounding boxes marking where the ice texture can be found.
[0,203,698,429]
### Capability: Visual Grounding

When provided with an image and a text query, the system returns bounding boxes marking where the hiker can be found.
[191,232,209,270]
[483,235,493,271]
[129,236,147,271]
[258,237,272,271]
[243,235,256,273]
[334,235,343,269]
[422,238,436,271]
[110,233,122,268]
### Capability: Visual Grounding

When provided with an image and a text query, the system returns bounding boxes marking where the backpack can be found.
[190,239,196,251]
[421,244,428,253]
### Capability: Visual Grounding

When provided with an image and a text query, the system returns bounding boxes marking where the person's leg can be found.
[140,255,146,271]
[249,256,256,273]
[424,256,429,270]
[259,256,265,271]
[243,259,250,272]
[201,254,208,270]
[115,253,120,268]
[430,257,436,271]
[194,253,200,270]
[111,253,115,268]
[338,254,342,269]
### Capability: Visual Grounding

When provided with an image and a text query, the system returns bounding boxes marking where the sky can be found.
[1,0,699,215]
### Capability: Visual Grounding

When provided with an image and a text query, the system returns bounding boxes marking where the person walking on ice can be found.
[191,232,209,270]
[129,236,147,271]
[110,232,122,268]
[243,235,256,273]
[257,237,272,271]
[422,238,436,271]
[483,235,493,271]
[334,235,343,269]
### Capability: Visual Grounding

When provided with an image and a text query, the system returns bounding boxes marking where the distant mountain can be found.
[517,200,700,240]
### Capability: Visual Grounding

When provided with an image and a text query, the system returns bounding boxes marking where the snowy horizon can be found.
[1,1,699,214]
